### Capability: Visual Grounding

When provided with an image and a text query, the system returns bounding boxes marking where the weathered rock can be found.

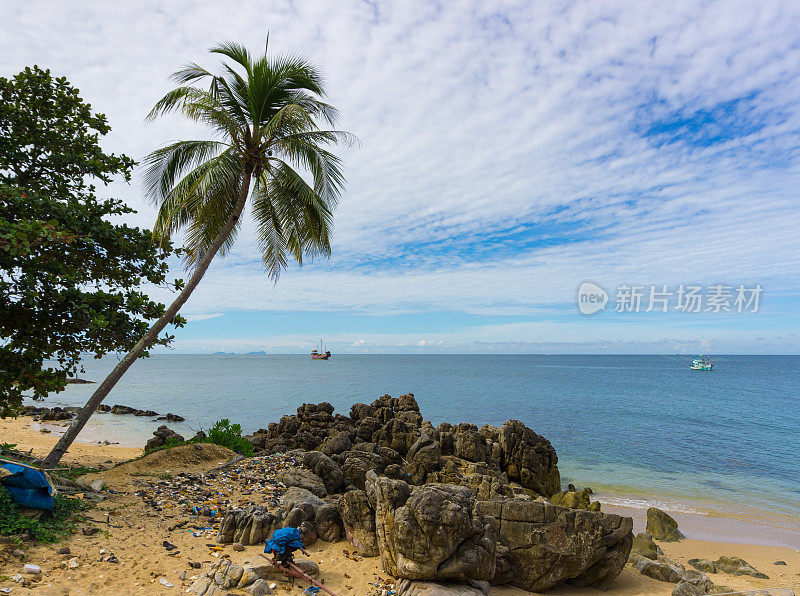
[453,428,489,464]
[479,498,633,591]
[303,451,344,494]
[673,579,705,596]
[436,457,513,501]
[491,544,514,586]
[232,542,244,551]
[407,434,442,474]
[629,554,685,583]
[338,489,379,556]
[245,579,273,595]
[631,533,662,560]
[368,471,496,582]
[373,418,419,455]
[217,505,276,545]
[293,559,320,578]
[687,558,717,573]
[774,560,787,565]
[397,579,490,595]
[550,487,599,511]
[144,425,185,452]
[282,486,325,511]
[713,556,768,579]
[338,447,393,490]
[320,432,352,456]
[315,503,344,542]
[646,507,685,541]
[498,420,560,496]
[276,468,327,498]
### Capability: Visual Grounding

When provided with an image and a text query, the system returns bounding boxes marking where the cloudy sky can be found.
[3,1,800,353]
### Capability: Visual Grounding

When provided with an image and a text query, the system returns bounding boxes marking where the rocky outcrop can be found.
[338,489,379,556]
[246,395,561,502]
[646,507,685,541]
[144,425,185,452]
[367,471,496,582]
[479,498,633,591]
[498,420,560,496]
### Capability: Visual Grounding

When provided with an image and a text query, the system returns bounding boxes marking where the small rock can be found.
[292,559,320,578]
[89,479,104,491]
[11,549,24,557]
[713,556,768,579]
[232,542,245,552]
[67,558,80,570]
[57,547,71,555]
[82,527,100,536]
[673,580,705,596]
[179,571,186,580]
[774,560,787,565]
[23,564,41,575]
[245,579,273,595]
[687,558,717,573]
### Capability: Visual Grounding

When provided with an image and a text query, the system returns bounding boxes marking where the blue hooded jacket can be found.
[264,527,304,554]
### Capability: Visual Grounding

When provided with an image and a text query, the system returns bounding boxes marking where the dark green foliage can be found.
[204,418,253,456]
[0,486,88,543]
[0,66,185,417]
[141,419,253,456]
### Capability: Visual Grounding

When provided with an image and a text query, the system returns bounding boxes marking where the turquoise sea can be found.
[31,354,800,547]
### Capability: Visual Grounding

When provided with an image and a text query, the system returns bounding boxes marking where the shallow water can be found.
[33,354,800,544]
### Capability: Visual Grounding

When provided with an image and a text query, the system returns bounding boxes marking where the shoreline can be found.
[2,414,799,551]
[0,419,798,595]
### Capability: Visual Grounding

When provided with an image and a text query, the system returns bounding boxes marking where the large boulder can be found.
[303,451,345,494]
[550,487,600,511]
[498,420,560,496]
[629,554,686,583]
[315,503,344,543]
[276,468,327,498]
[367,471,496,582]
[373,418,419,455]
[216,506,276,545]
[479,498,633,591]
[338,489,379,556]
[646,507,685,541]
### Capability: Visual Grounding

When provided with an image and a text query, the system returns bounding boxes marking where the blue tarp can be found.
[0,459,55,511]
[264,527,304,554]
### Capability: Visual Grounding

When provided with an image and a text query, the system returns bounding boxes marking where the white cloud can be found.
[2,0,799,350]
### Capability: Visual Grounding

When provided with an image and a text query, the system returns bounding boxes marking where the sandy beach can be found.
[1,415,798,595]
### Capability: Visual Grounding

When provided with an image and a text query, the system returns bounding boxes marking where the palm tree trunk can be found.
[42,169,253,468]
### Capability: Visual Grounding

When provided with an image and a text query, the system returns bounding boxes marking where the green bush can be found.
[204,419,253,456]
[0,486,87,543]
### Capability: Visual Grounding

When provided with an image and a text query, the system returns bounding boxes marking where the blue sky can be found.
[2,1,800,353]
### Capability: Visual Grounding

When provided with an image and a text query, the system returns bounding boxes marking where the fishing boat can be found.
[310,340,331,360]
[690,355,713,371]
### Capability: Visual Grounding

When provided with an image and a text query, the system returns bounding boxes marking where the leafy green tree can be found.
[43,40,353,466]
[0,67,181,418]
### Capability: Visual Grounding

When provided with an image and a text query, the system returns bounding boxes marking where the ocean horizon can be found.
[32,353,800,548]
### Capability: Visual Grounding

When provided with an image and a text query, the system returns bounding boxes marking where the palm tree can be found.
[43,40,353,466]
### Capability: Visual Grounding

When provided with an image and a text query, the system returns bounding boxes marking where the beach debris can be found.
[0,587,12,593]
[22,564,41,575]
[162,540,178,550]
[646,507,685,541]
[159,577,174,587]
[82,527,100,536]
[66,557,80,570]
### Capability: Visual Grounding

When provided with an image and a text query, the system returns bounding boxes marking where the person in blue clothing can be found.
[264,527,309,566]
